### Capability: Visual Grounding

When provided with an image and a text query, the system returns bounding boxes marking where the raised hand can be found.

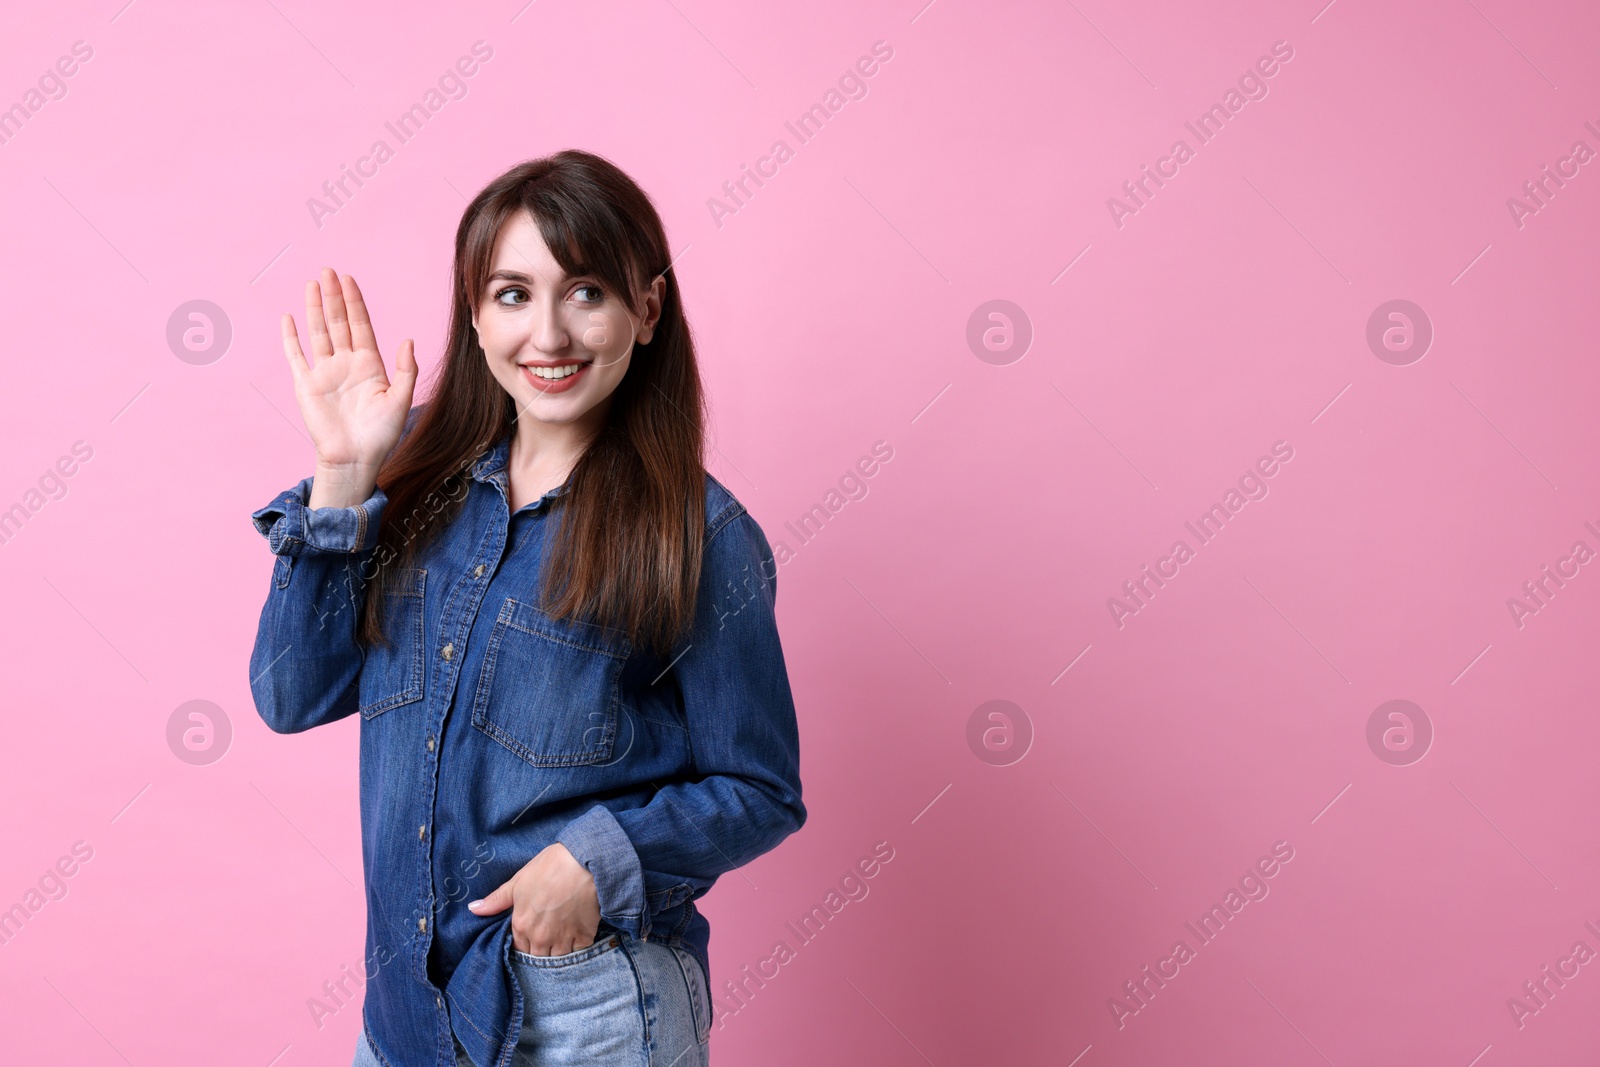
[281,267,419,509]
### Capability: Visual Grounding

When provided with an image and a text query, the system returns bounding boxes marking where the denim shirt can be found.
[247,414,805,1067]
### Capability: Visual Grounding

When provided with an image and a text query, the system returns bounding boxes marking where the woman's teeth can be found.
[527,362,587,379]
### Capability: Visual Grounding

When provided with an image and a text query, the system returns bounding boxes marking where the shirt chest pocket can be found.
[471,596,632,767]
[359,567,427,719]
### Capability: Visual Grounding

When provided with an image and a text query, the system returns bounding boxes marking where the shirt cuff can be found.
[556,804,648,937]
[250,476,388,557]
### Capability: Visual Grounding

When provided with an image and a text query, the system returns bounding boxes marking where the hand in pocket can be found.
[468,842,601,955]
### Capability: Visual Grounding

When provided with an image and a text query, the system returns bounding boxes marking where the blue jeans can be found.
[353,931,711,1066]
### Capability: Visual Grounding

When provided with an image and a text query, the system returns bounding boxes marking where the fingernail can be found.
[467,900,482,909]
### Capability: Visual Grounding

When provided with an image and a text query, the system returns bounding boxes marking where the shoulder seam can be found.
[702,471,745,543]
[705,497,745,544]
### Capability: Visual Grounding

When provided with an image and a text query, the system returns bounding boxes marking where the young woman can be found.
[248,150,806,1067]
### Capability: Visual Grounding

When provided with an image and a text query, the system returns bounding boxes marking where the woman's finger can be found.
[280,313,309,381]
[304,279,333,363]
[341,273,379,355]
[390,338,418,401]
[318,266,353,354]
[467,880,514,916]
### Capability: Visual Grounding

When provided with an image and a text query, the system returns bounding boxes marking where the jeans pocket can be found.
[511,932,622,969]
[668,945,712,1045]
[508,932,644,1063]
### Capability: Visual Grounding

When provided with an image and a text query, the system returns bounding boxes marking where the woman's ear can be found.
[635,274,666,345]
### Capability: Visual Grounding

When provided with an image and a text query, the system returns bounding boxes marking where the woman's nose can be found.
[530,302,570,351]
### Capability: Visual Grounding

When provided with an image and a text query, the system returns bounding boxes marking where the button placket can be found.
[413,532,507,1001]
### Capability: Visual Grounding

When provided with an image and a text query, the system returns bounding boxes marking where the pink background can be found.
[3,0,1599,1064]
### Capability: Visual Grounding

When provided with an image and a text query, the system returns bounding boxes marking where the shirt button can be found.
[427,735,436,752]
[418,917,427,933]
[441,642,454,661]
[436,994,443,1010]
[419,824,427,840]
[474,564,485,577]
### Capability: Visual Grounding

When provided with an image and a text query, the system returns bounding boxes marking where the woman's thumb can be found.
[394,339,419,392]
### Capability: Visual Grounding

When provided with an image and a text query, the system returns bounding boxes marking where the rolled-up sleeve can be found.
[251,476,388,557]
[247,477,390,734]
[556,504,807,939]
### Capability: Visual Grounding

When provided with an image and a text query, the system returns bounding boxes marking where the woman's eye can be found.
[574,284,604,303]
[494,286,528,305]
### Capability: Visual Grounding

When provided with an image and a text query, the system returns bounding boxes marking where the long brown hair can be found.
[357,149,707,658]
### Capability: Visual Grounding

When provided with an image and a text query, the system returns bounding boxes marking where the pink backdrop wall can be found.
[3,1,1598,1064]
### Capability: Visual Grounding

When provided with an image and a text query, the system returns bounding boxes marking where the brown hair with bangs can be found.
[356,149,707,657]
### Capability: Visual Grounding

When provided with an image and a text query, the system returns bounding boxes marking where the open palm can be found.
[281,267,418,476]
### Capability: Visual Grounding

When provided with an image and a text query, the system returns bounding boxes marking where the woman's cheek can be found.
[580,310,613,350]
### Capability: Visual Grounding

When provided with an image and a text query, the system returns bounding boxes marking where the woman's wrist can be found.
[308,460,381,509]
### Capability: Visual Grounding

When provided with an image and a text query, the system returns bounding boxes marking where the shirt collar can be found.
[468,431,572,507]
[469,433,510,483]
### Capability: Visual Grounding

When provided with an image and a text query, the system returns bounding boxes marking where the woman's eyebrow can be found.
[486,267,593,286]
[486,269,544,284]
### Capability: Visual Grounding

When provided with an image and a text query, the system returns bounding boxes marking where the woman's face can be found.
[472,209,662,433]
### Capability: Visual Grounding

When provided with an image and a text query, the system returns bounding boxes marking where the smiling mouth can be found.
[522,359,592,380]
[520,359,593,393]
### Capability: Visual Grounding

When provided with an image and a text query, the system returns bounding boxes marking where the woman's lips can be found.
[520,361,590,394]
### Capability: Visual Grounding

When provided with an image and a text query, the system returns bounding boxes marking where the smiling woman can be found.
[470,211,664,465]
[249,149,804,1067]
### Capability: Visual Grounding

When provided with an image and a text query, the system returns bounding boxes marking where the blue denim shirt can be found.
[247,413,805,1067]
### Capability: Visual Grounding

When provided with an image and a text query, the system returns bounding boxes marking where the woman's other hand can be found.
[467,843,602,956]
[282,266,418,508]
